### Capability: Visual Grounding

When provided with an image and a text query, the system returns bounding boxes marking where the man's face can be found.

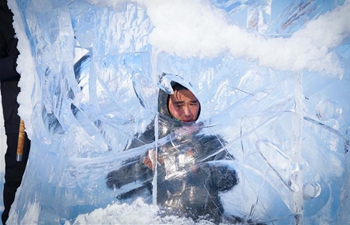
[168,89,200,122]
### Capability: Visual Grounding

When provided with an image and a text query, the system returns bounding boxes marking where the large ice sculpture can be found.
[5,0,350,224]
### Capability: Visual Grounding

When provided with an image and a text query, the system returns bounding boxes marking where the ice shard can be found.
[3,0,349,224]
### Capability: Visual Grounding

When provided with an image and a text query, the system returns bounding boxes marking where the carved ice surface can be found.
[4,0,350,224]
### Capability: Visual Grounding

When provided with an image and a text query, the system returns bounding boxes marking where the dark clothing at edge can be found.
[1,0,30,224]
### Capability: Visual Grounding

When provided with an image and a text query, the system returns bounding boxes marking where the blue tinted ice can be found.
[6,0,350,224]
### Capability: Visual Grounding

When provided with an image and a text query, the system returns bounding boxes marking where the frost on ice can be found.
[6,0,350,224]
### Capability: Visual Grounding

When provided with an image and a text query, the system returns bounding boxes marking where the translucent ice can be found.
[4,0,350,224]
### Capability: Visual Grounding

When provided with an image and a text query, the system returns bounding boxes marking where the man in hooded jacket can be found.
[1,1,31,224]
[106,77,237,223]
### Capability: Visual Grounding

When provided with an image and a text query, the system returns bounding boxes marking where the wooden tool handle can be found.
[16,119,25,162]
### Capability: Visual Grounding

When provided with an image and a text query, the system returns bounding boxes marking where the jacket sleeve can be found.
[192,133,238,192]
[0,4,20,81]
[193,133,234,161]
[0,55,20,81]
[190,162,238,193]
[126,121,155,150]
[105,153,153,190]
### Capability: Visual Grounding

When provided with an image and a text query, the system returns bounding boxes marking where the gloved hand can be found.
[210,165,238,192]
[106,154,153,189]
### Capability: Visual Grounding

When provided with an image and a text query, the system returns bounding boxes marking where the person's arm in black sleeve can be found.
[125,121,155,150]
[191,133,237,191]
[0,3,20,81]
[194,134,234,162]
[0,55,20,81]
[105,153,153,190]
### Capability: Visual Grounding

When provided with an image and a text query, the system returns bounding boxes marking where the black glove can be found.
[210,165,238,192]
[106,158,153,190]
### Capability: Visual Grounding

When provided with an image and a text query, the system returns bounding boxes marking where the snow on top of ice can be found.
[87,0,349,76]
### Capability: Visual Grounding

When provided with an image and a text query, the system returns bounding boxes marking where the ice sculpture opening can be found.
[1,0,349,224]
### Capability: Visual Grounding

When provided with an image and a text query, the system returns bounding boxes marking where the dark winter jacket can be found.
[106,76,237,223]
[0,0,22,135]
